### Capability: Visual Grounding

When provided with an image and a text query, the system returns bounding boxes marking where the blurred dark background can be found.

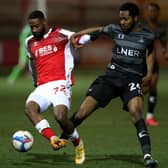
[0,0,168,69]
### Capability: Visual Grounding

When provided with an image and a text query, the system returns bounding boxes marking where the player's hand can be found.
[164,52,168,60]
[161,48,168,60]
[70,34,83,48]
[142,75,151,87]
[142,76,151,95]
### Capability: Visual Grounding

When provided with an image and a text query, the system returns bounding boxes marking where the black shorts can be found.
[86,74,143,111]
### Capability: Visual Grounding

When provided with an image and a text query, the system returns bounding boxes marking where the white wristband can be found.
[78,34,91,44]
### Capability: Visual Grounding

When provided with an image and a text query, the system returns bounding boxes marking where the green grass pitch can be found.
[0,68,168,168]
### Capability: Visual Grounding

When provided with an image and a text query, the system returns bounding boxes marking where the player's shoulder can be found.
[138,22,155,40]
[111,24,121,30]
[25,35,34,43]
[103,24,121,34]
[55,27,74,38]
[104,24,120,30]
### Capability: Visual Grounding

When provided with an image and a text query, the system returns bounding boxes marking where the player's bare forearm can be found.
[164,42,168,60]
[74,27,103,37]
[165,53,168,60]
[142,52,154,86]
[164,29,168,60]
[146,52,154,77]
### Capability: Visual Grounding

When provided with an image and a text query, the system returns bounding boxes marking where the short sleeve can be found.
[101,24,114,36]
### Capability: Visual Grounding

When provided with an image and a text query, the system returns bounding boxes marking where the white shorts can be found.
[26,80,72,112]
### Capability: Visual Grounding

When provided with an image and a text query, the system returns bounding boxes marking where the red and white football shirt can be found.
[26,28,75,86]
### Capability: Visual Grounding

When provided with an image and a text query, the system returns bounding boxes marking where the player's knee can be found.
[54,110,68,127]
[25,101,40,117]
[53,105,69,123]
[25,106,33,117]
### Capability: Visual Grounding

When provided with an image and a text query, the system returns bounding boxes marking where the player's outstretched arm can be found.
[74,27,103,36]
[70,27,103,48]
[142,51,154,87]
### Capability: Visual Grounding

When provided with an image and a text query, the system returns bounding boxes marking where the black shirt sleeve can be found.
[90,31,102,41]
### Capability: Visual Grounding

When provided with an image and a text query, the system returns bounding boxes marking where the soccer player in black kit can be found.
[61,2,158,168]
[143,2,168,126]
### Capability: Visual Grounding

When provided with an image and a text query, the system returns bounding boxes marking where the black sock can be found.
[148,91,157,114]
[70,112,84,127]
[60,112,81,140]
[60,132,69,140]
[134,119,151,156]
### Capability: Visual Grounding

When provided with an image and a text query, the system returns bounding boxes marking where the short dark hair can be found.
[119,2,139,17]
[148,2,160,11]
[28,10,45,20]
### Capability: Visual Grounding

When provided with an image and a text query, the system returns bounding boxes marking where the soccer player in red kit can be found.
[25,10,87,164]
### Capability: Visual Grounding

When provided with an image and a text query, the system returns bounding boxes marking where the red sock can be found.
[41,128,56,140]
[72,137,80,146]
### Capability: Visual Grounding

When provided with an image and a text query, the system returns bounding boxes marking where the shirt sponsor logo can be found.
[116,47,140,57]
[35,45,58,57]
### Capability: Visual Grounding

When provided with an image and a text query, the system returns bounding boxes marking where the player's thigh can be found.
[50,81,72,111]
[26,88,51,112]
[26,94,51,112]
[86,79,118,108]
[121,81,143,111]
[27,80,72,112]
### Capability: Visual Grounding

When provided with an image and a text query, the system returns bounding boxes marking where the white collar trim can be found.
[44,28,52,38]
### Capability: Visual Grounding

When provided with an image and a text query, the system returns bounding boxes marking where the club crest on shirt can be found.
[118,34,125,39]
[138,36,144,43]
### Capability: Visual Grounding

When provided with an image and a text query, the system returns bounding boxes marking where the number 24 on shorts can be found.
[128,82,141,92]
